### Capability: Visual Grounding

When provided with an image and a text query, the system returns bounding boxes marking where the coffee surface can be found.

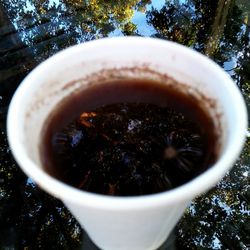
[40,79,217,196]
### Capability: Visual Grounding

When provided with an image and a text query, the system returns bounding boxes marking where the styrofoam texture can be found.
[7,37,247,250]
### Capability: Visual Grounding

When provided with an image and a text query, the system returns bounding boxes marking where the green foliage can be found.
[1,0,250,248]
[31,0,151,36]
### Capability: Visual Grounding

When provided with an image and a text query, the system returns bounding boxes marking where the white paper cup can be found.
[7,37,247,250]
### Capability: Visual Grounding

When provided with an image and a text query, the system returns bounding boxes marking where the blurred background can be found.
[0,0,249,249]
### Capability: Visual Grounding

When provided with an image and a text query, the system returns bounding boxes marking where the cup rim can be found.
[7,37,248,210]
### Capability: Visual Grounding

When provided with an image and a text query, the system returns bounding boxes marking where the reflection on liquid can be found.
[0,0,249,249]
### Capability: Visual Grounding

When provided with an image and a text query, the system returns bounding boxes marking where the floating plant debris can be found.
[40,79,218,196]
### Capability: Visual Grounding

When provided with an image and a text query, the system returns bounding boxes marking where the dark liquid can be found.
[40,79,218,196]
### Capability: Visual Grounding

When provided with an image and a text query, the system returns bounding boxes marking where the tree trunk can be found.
[205,0,234,56]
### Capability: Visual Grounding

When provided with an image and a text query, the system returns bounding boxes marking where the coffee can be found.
[40,79,218,196]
